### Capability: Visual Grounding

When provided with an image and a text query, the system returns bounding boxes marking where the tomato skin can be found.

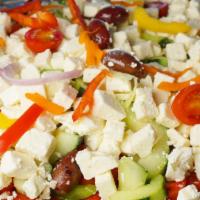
[85,193,101,200]
[14,194,31,200]
[172,84,200,125]
[25,28,63,53]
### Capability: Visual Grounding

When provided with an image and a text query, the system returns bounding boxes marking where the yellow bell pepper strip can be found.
[134,7,191,34]
[158,75,200,92]
[26,93,65,115]
[110,1,144,7]
[72,69,111,122]
[0,113,15,129]
[0,104,43,155]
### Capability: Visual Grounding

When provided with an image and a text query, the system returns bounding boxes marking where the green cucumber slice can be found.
[119,157,148,191]
[150,187,166,200]
[110,175,164,200]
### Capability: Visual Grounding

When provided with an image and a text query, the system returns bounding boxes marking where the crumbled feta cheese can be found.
[0,12,11,30]
[121,124,156,158]
[166,43,187,61]
[167,129,190,148]
[92,90,126,121]
[0,151,37,179]
[190,125,200,146]
[156,103,179,128]
[16,128,56,161]
[132,87,158,120]
[177,124,192,139]
[166,147,193,181]
[175,33,195,49]
[20,64,40,79]
[168,59,187,72]
[83,68,102,83]
[188,41,200,62]
[95,171,117,200]
[65,24,79,39]
[34,49,51,69]
[50,52,65,70]
[75,149,118,180]
[177,70,196,82]
[193,147,200,180]
[177,184,200,200]
[63,57,84,72]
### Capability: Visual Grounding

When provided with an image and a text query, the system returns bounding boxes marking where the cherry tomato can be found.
[85,193,101,200]
[0,183,14,195]
[14,194,31,200]
[186,172,200,190]
[25,28,63,53]
[172,84,200,125]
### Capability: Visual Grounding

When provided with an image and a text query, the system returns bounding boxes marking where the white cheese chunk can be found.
[188,41,200,62]
[0,12,11,30]
[75,149,118,180]
[177,184,200,200]
[83,68,102,83]
[34,49,51,69]
[132,87,158,120]
[95,171,117,200]
[65,24,79,39]
[50,52,65,70]
[177,70,196,82]
[16,128,56,161]
[0,173,12,190]
[0,151,37,179]
[92,90,126,121]
[20,64,40,79]
[167,129,190,148]
[166,147,193,181]
[190,125,200,146]
[121,124,156,158]
[175,33,195,49]
[193,147,200,180]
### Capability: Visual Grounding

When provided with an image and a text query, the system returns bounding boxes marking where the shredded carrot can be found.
[72,69,111,121]
[25,93,65,115]
[143,64,191,79]
[41,4,64,11]
[0,37,5,48]
[110,0,144,7]
[158,75,200,92]
[79,29,105,66]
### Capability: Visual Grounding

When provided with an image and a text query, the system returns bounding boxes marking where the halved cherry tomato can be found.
[25,28,63,53]
[14,194,31,200]
[85,193,101,200]
[172,84,200,125]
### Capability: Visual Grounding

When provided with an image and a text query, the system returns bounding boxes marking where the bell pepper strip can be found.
[0,37,5,48]
[26,93,65,115]
[1,0,41,13]
[9,11,58,29]
[79,29,105,66]
[0,113,15,129]
[68,0,88,30]
[0,104,43,155]
[158,75,200,92]
[134,7,191,34]
[110,1,144,7]
[72,69,110,121]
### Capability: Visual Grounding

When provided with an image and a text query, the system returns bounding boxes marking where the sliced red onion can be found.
[0,64,82,86]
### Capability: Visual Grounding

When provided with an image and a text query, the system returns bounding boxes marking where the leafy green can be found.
[159,38,173,48]
[71,78,87,97]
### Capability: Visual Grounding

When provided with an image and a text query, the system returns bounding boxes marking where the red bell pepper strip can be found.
[72,69,110,121]
[1,0,41,13]
[0,104,43,155]
[9,11,58,29]
[68,0,88,30]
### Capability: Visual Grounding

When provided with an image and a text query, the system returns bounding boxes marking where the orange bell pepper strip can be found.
[68,0,88,30]
[1,0,41,13]
[9,11,58,29]
[0,37,5,48]
[158,75,200,92]
[0,104,43,155]
[72,69,110,121]
[110,1,144,7]
[26,93,65,115]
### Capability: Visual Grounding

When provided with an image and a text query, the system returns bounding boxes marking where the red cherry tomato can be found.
[25,28,63,53]
[85,193,101,200]
[14,194,31,200]
[172,84,200,125]
[186,172,200,190]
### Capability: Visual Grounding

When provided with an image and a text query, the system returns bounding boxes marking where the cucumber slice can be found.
[119,157,148,191]
[142,56,168,67]
[64,185,96,200]
[150,187,166,200]
[141,32,164,43]
[110,175,164,200]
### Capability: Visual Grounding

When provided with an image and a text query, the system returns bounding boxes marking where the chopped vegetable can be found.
[14,194,32,200]
[142,56,168,67]
[0,113,15,129]
[9,11,58,29]
[0,37,5,48]
[0,104,43,155]
[171,84,200,125]
[26,93,65,115]
[25,28,63,53]
[85,193,101,200]
[72,69,110,121]
[159,37,173,48]
[134,7,191,34]
[71,77,87,96]
[110,0,144,7]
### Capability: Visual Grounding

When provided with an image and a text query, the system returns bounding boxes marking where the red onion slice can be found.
[0,64,82,86]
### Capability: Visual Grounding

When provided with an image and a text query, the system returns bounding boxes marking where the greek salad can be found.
[0,0,200,199]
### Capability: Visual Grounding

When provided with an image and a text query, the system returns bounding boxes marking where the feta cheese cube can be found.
[95,171,117,200]
[177,185,200,200]
[83,68,102,83]
[140,75,153,88]
[34,49,51,69]
[190,125,200,146]
[121,124,156,158]
[188,41,200,62]
[177,124,191,139]
[16,128,56,161]
[50,52,65,70]
[63,57,84,72]
[92,90,126,121]
[0,151,37,179]
[0,12,11,30]
[75,149,118,180]
[177,70,196,82]
[193,147,200,180]
[166,43,187,61]
[57,18,70,34]
[20,64,40,79]
[168,59,187,72]
[167,129,190,148]
[23,175,46,199]
[0,25,6,39]
[0,55,12,67]
[0,173,12,190]
[132,87,158,120]
[175,33,195,49]
[65,24,79,39]
[156,103,179,128]
[165,147,193,181]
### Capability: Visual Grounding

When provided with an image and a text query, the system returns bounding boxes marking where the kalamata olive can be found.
[144,1,169,18]
[95,6,128,25]
[102,50,147,78]
[88,19,111,49]
[52,151,81,195]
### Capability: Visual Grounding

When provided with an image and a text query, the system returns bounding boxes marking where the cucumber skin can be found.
[150,188,166,200]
